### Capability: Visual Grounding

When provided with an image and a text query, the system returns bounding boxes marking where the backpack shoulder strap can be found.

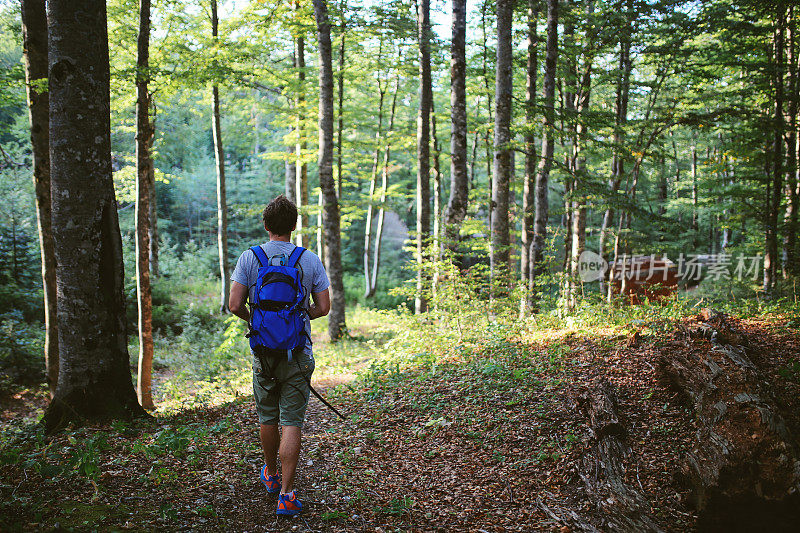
[288,246,306,269]
[250,245,269,267]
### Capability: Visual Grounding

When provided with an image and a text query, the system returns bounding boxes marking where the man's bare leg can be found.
[260,424,279,476]
[279,425,302,493]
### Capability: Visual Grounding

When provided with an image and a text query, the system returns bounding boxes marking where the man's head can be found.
[262,195,298,237]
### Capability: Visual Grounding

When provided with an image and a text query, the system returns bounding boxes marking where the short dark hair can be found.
[262,195,298,236]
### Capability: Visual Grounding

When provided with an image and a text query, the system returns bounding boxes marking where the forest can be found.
[1,0,800,530]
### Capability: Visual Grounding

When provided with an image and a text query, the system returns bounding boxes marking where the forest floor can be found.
[2,306,800,532]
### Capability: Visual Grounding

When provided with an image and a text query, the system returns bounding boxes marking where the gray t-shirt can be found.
[231,241,330,355]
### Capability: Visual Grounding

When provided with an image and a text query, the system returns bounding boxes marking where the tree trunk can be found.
[599,2,632,296]
[295,27,309,248]
[135,0,155,410]
[491,0,513,295]
[364,67,386,298]
[530,0,558,293]
[565,0,596,311]
[148,149,158,278]
[369,72,401,298]
[415,0,432,314]
[765,7,785,295]
[44,0,146,432]
[285,144,296,199]
[336,0,346,199]
[521,0,538,295]
[575,380,664,532]
[431,101,442,253]
[691,138,699,248]
[21,0,58,397]
[783,6,797,278]
[659,310,800,530]
[442,0,468,256]
[211,0,229,314]
[313,0,347,340]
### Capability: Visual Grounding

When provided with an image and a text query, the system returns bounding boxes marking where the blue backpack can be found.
[247,245,307,361]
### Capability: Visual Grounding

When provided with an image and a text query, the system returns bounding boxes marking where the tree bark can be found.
[659,310,800,530]
[313,0,347,340]
[765,6,785,295]
[415,0,432,314]
[148,150,158,278]
[294,23,309,248]
[211,0,229,314]
[336,0,346,199]
[783,6,797,277]
[530,0,558,293]
[576,380,664,532]
[135,0,155,410]
[566,0,596,311]
[599,1,632,296]
[21,0,58,397]
[44,0,145,432]
[431,101,442,254]
[521,0,538,295]
[491,0,513,295]
[285,144,296,200]
[364,62,386,298]
[442,0,468,256]
[369,72,401,298]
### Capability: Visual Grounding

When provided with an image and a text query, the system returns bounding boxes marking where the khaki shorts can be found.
[252,352,315,428]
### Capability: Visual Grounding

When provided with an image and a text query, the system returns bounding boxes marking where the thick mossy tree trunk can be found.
[442,0,468,257]
[44,0,145,433]
[21,0,58,397]
[135,0,155,410]
[415,0,432,315]
[530,0,558,294]
[491,0,513,295]
[211,0,229,313]
[313,0,347,341]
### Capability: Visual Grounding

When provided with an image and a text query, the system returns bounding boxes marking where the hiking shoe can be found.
[259,465,281,494]
[276,491,303,516]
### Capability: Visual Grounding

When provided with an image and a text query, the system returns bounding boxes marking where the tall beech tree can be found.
[313,0,347,340]
[765,4,785,294]
[211,0,229,313]
[491,0,513,290]
[44,0,145,431]
[415,0,432,314]
[21,0,58,396]
[443,0,468,256]
[599,0,632,298]
[782,6,797,277]
[294,12,310,249]
[367,69,401,299]
[530,0,558,290]
[135,0,155,410]
[521,0,538,295]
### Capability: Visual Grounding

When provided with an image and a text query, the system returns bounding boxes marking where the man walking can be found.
[229,195,330,516]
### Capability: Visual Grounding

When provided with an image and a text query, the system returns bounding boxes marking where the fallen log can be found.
[660,309,800,531]
[575,380,664,533]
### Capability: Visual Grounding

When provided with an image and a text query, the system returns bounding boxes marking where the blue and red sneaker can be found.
[276,491,303,516]
[259,465,281,494]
